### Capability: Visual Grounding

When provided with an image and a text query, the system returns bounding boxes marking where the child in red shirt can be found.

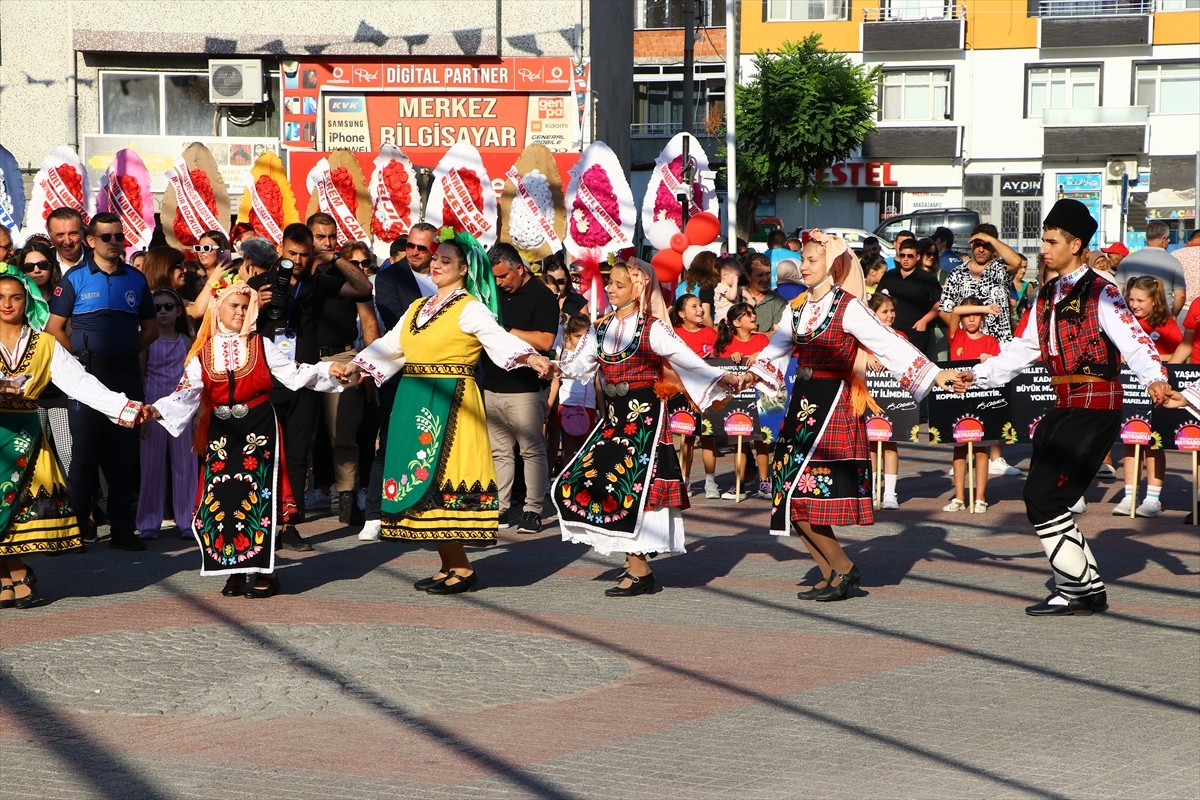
[866,293,903,509]
[714,303,770,499]
[944,297,1001,513]
[670,294,719,497]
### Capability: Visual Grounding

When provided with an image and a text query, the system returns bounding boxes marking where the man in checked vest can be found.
[954,199,1171,616]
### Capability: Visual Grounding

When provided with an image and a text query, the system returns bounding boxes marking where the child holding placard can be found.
[670,294,719,497]
[715,303,771,499]
[1113,277,1181,517]
[943,298,1001,512]
[865,293,902,509]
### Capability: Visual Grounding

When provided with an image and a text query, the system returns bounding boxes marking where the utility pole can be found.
[682,0,695,135]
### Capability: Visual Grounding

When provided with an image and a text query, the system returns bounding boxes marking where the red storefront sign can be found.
[814,161,898,188]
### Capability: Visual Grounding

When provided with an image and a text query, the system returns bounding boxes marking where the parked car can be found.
[873,208,981,245]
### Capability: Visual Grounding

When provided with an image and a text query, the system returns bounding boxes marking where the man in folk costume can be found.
[959,199,1171,616]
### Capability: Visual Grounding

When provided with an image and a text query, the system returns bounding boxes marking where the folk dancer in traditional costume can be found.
[748,232,961,602]
[956,199,1171,616]
[146,276,344,599]
[0,263,145,609]
[553,258,745,597]
[336,231,553,595]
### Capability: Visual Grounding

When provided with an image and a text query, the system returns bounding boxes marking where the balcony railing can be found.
[1042,106,1150,125]
[863,3,965,21]
[1036,0,1151,17]
[630,122,722,137]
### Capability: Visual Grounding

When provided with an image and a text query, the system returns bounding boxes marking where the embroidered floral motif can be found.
[387,407,444,503]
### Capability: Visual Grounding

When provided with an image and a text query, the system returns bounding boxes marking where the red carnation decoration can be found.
[173,168,218,247]
[116,174,143,214]
[372,161,413,242]
[249,175,284,237]
[42,164,86,221]
[329,167,359,214]
[441,168,484,234]
[570,164,621,248]
[652,155,703,228]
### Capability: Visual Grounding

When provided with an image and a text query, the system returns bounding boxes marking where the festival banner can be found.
[863,369,921,444]
[1119,367,1155,446]
[700,359,760,443]
[1004,363,1056,443]
[1150,365,1200,451]
[928,360,1010,444]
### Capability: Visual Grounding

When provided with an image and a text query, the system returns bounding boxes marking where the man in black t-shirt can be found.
[482,244,559,533]
[248,223,372,549]
[877,237,942,353]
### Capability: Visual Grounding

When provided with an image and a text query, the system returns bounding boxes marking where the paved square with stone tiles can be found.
[2,444,1198,799]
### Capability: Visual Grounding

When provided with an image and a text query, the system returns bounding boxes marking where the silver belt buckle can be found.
[214,405,231,420]
[231,403,249,419]
[604,382,629,397]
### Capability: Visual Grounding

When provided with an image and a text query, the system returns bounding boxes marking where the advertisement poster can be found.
[928,361,1010,444]
[1005,363,1055,443]
[1119,367,1155,446]
[1150,365,1200,451]
[700,359,760,443]
[863,370,921,444]
[1055,172,1103,249]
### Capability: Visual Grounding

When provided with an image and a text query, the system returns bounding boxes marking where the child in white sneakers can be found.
[865,293,902,509]
[942,298,1000,513]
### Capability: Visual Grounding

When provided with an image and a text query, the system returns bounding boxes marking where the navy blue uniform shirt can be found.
[49,258,155,357]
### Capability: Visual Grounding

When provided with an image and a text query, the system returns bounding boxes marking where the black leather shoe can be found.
[221,575,247,596]
[426,570,477,595]
[278,526,314,552]
[1025,592,1096,616]
[244,574,279,598]
[797,576,830,600]
[814,565,860,602]
[605,572,656,597]
[1091,590,1109,612]
[109,537,147,552]
[413,572,450,591]
[11,567,39,609]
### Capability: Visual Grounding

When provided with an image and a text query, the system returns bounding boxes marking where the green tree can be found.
[729,34,880,238]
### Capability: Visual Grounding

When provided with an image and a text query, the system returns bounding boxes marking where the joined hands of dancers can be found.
[941,370,1174,405]
[328,352,558,385]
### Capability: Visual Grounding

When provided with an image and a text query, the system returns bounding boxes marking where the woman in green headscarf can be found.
[334,230,553,594]
[0,262,146,609]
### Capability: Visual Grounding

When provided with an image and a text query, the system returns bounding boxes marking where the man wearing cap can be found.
[955,199,1170,616]
[1114,221,1186,315]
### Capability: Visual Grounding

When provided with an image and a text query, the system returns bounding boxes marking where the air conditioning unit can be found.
[1106,160,1138,183]
[208,59,265,105]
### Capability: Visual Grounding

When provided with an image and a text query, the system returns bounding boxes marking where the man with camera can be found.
[46,213,157,551]
[247,222,372,550]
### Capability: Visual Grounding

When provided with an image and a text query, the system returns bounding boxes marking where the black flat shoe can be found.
[413,572,450,591]
[244,574,280,599]
[0,582,14,610]
[814,565,860,602]
[12,568,40,609]
[221,575,247,596]
[797,577,830,600]
[1025,592,1098,616]
[605,572,656,597]
[426,571,477,595]
[277,526,314,552]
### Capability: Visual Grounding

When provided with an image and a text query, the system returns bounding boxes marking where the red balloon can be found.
[652,249,683,284]
[685,211,721,246]
[670,231,689,253]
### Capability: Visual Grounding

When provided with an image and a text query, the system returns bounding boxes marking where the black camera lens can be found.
[265,259,297,321]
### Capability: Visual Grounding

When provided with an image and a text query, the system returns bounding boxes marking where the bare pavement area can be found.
[2,444,1199,800]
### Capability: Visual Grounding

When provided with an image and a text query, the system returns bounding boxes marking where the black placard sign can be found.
[863,369,921,444]
[1119,367,1155,446]
[928,360,1011,444]
[1004,363,1055,443]
[1151,364,1200,451]
[699,358,761,441]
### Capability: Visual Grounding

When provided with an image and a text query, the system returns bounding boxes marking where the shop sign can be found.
[814,160,898,188]
[1000,174,1043,197]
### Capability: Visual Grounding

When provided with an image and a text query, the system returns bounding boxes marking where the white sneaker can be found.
[704,482,720,499]
[1097,463,1117,478]
[1112,496,1133,516]
[1135,499,1163,518]
[1068,498,1087,514]
[943,498,966,512]
[357,519,382,541]
[989,457,1021,476]
[881,494,900,510]
[305,489,330,511]
[973,499,988,513]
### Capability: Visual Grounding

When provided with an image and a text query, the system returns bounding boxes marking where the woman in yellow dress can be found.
[0,263,144,609]
[336,230,553,594]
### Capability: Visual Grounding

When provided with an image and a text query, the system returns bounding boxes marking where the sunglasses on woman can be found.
[154,302,176,312]
[193,244,221,253]
[21,260,51,273]
[345,257,373,268]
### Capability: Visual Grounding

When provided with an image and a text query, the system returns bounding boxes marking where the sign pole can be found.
[1193,450,1198,527]
[1130,444,1140,519]
[734,436,743,503]
[967,441,975,513]
[874,440,883,510]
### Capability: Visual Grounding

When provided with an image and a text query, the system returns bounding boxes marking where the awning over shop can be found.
[1146,155,1198,221]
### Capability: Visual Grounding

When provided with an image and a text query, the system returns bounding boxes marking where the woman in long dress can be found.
[553,259,744,597]
[749,232,960,601]
[0,263,145,609]
[147,277,343,598]
[337,231,553,595]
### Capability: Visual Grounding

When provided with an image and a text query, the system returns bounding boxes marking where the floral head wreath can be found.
[0,261,50,331]
[438,227,501,320]
[208,272,239,298]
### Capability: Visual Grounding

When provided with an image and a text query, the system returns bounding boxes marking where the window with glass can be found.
[100,70,279,137]
[1135,62,1200,114]
[632,66,726,134]
[1157,0,1200,10]
[881,69,952,121]
[765,0,850,21]
[639,0,726,28]
[885,0,954,20]
[1025,65,1100,118]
